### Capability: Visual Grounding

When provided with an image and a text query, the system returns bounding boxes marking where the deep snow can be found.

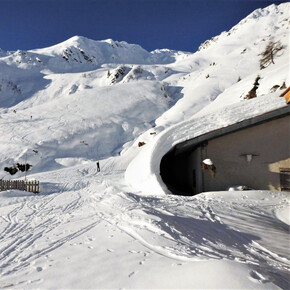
[0,3,289,289]
[0,164,289,289]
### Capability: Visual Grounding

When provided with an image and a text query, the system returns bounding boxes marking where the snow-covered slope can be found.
[154,3,290,126]
[0,3,289,289]
[125,2,289,194]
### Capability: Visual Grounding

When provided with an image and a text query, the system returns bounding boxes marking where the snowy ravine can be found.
[0,3,289,289]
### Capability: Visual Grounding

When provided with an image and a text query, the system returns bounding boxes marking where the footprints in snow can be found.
[105,248,150,278]
[127,250,151,278]
[128,271,136,278]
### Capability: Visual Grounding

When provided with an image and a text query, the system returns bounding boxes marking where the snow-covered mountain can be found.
[1,2,288,176]
[0,3,289,289]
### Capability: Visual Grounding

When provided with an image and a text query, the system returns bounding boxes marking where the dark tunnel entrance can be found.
[160,145,204,196]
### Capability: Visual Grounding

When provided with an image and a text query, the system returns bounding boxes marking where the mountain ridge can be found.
[0,2,288,178]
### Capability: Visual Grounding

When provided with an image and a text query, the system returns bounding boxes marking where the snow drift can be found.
[0,3,289,289]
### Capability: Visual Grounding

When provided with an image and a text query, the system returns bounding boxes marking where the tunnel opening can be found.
[160,145,203,196]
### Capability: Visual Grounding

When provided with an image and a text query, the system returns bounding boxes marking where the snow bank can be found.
[275,206,290,225]
[126,92,287,195]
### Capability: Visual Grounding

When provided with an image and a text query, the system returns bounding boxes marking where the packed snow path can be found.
[0,157,289,289]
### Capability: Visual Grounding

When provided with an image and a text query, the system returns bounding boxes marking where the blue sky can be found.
[0,0,287,52]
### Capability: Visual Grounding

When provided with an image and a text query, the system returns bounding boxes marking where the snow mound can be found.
[55,157,91,167]
[125,92,288,195]
[275,206,290,225]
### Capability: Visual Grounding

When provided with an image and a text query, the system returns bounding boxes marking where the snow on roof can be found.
[176,105,289,154]
[125,91,289,196]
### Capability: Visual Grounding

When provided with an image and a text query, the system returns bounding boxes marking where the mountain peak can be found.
[64,35,90,45]
[246,2,289,20]
[198,2,289,52]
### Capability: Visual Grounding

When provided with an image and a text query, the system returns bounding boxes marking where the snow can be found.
[0,178,288,288]
[0,3,289,289]
[275,206,290,225]
[203,158,213,166]
[125,90,288,196]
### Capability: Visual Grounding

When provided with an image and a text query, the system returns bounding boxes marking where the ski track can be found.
[0,159,289,288]
[92,183,290,289]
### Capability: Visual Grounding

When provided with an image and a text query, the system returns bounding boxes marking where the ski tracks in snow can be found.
[0,181,100,277]
[0,157,289,288]
[0,158,120,279]
[96,190,289,288]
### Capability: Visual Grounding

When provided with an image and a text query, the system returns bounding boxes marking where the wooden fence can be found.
[0,180,40,193]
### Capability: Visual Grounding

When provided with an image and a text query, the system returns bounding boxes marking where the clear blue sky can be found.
[0,0,287,52]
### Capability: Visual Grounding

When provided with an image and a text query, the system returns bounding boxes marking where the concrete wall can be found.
[195,115,290,192]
